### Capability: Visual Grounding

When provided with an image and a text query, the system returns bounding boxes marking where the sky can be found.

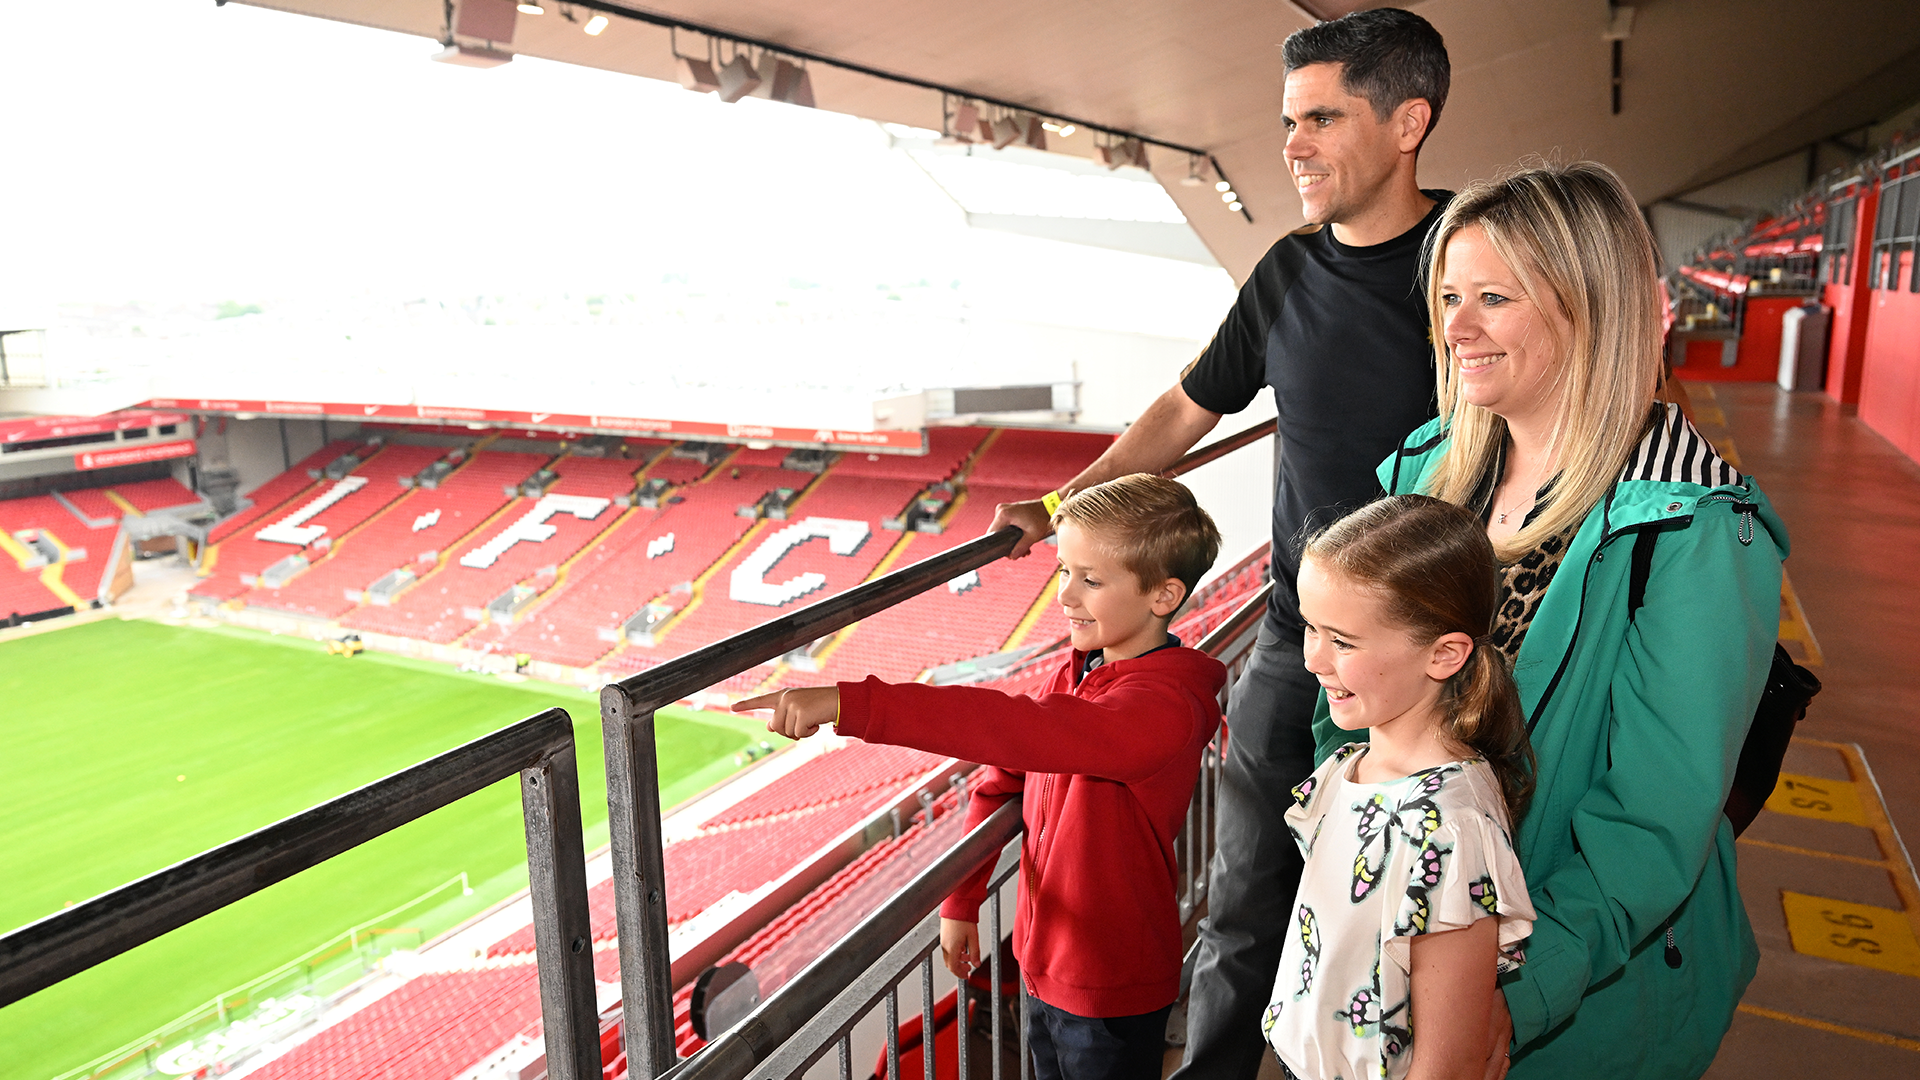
[0,0,1236,345]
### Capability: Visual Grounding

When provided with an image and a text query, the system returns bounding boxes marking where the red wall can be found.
[1674,296,1806,383]
[1856,266,1920,459]
[1825,187,1878,404]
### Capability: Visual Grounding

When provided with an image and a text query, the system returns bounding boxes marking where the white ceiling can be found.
[238,0,1920,281]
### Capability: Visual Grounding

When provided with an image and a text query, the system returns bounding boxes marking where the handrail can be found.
[662,798,1026,1080]
[0,708,605,1080]
[1165,417,1276,477]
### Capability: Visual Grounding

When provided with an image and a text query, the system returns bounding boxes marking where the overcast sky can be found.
[0,0,1235,341]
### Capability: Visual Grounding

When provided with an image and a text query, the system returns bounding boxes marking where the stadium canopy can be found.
[231,0,1920,280]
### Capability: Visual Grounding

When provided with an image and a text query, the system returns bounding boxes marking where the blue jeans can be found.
[1171,617,1322,1080]
[1024,994,1172,1080]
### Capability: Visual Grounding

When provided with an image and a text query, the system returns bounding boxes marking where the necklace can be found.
[1495,490,1534,525]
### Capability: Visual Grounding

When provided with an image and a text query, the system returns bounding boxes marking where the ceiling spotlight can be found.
[1041,121,1077,138]
[516,2,544,14]
[716,53,761,103]
[1229,201,1244,212]
[1219,190,1237,203]
[1215,180,1232,193]
[584,14,608,34]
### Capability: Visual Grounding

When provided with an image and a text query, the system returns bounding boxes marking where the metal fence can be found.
[0,417,1274,1080]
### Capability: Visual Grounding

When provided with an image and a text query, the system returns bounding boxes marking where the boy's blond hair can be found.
[1051,474,1223,603]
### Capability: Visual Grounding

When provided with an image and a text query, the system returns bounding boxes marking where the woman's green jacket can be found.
[1311,405,1787,1078]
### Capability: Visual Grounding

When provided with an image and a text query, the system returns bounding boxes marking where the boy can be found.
[734,474,1226,1080]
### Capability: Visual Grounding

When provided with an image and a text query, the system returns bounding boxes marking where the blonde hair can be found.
[1305,495,1533,821]
[1052,474,1222,602]
[1422,161,1662,560]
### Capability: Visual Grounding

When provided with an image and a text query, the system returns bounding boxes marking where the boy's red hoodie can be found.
[834,642,1226,1018]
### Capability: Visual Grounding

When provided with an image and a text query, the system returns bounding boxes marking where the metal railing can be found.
[0,708,606,1080]
[656,577,1273,1080]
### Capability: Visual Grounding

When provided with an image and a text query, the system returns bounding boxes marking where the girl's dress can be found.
[1263,744,1534,1080]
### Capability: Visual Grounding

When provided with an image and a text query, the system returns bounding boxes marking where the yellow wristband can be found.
[1041,490,1063,517]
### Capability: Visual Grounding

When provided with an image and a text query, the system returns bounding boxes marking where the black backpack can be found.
[1626,528,1821,836]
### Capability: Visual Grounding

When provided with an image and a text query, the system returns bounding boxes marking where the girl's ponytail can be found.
[1443,642,1534,823]
[1303,493,1537,826]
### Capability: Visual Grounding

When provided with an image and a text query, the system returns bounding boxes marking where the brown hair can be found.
[1421,160,1663,561]
[1051,474,1222,607]
[1304,494,1534,822]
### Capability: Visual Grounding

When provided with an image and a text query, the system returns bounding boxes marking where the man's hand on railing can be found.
[733,686,841,740]
[940,917,982,979]
[988,497,1054,560]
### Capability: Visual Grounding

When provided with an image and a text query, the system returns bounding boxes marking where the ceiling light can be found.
[1041,121,1077,138]
[1216,180,1232,193]
[716,54,761,103]
[584,14,608,34]
[1220,190,1237,203]
[516,2,544,14]
[1229,201,1244,212]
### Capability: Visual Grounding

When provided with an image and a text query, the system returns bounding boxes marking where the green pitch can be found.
[0,617,762,1080]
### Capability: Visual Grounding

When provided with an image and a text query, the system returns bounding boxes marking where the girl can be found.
[1264,495,1534,1080]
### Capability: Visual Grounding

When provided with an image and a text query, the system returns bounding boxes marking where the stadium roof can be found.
[233,0,1920,279]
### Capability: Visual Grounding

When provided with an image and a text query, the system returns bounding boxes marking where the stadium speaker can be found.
[677,55,721,94]
[950,101,981,143]
[716,53,762,103]
[989,115,1021,150]
[690,961,761,1040]
[1021,114,1048,151]
[767,58,815,108]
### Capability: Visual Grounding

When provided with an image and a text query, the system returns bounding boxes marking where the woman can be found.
[1311,161,1785,1078]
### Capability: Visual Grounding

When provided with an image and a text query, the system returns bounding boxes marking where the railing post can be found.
[521,726,602,1080]
[601,684,677,1077]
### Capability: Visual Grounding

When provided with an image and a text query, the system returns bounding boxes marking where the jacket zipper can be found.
[1026,772,1055,899]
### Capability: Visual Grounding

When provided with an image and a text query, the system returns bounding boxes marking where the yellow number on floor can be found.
[1779,891,1920,977]
[1765,773,1867,826]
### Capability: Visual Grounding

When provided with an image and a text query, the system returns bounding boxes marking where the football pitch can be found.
[0,617,762,1080]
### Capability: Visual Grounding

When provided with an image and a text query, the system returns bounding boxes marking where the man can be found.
[987,10,1453,1078]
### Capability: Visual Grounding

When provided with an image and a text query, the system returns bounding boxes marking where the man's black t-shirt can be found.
[1181,193,1448,634]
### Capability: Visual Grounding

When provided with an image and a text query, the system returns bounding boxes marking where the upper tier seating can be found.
[191,444,447,602]
[245,449,547,620]
[961,428,1114,490]
[341,454,638,644]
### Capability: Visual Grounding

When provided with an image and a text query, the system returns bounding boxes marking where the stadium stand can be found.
[0,493,117,608]
[243,966,546,1080]
[202,441,363,546]
[101,477,201,514]
[830,427,989,483]
[339,453,638,643]
[191,444,446,602]
[250,449,546,620]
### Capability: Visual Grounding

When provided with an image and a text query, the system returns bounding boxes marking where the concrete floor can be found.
[1690,383,1920,1074]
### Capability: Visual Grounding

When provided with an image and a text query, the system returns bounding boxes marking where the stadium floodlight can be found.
[716,53,762,103]
[516,1,545,13]
[1216,180,1232,192]
[584,14,608,35]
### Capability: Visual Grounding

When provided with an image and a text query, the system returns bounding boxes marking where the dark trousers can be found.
[1171,617,1322,1080]
[1025,994,1173,1080]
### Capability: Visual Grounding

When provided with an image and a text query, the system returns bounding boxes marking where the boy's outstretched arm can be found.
[733,686,840,739]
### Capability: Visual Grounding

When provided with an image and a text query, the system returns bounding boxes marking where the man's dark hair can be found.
[1282,8,1449,151]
